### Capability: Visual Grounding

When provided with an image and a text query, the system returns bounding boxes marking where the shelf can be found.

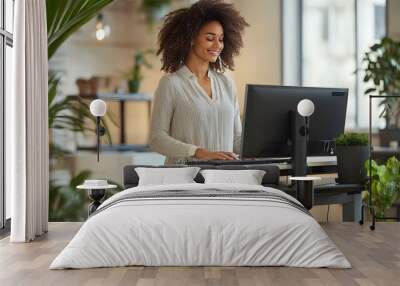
[77,144,151,152]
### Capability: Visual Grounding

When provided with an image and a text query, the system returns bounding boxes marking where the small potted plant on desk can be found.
[335,133,369,184]
[364,156,400,219]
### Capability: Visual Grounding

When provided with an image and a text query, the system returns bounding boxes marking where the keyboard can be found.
[186,157,291,166]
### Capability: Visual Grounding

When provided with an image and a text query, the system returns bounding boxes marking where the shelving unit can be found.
[73,92,152,151]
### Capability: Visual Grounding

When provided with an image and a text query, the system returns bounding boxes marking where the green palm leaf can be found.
[47,0,115,59]
[47,0,120,221]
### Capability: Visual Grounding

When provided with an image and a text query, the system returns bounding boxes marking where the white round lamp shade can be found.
[297,99,315,117]
[90,99,107,117]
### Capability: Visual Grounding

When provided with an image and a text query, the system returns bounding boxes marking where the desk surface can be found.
[189,156,337,174]
[276,156,336,170]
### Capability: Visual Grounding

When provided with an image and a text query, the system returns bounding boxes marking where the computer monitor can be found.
[241,85,348,159]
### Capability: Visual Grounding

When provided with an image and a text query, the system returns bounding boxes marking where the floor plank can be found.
[0,222,399,286]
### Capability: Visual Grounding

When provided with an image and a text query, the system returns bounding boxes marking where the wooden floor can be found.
[0,222,399,286]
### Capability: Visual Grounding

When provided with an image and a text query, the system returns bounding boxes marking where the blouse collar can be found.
[178,65,212,79]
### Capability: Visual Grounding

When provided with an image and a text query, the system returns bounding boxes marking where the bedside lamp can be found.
[90,99,107,162]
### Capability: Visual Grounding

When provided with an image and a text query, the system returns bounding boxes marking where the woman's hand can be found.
[194,148,238,160]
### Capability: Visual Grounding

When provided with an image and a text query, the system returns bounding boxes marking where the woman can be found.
[149,0,248,165]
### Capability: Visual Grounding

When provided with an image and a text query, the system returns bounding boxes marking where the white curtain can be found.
[8,0,49,242]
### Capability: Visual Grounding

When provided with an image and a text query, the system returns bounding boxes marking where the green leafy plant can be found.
[47,0,117,221]
[47,0,117,142]
[364,156,400,218]
[335,133,369,146]
[363,37,400,128]
[48,75,114,143]
[126,49,155,93]
[49,170,123,221]
[49,170,92,221]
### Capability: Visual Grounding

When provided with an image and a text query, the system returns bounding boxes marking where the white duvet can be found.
[50,183,351,269]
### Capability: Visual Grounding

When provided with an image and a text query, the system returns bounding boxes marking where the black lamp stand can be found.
[96,116,106,162]
[291,111,310,176]
[88,189,106,216]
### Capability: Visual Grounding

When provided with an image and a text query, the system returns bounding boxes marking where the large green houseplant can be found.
[364,156,400,218]
[363,37,400,146]
[47,0,116,221]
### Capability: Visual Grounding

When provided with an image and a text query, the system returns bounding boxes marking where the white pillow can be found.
[200,169,266,185]
[135,167,201,186]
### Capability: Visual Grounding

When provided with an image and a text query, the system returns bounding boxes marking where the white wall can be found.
[232,0,282,111]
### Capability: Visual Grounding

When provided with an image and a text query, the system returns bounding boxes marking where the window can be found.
[1,0,14,230]
[302,0,357,128]
[374,4,386,40]
[5,0,13,33]
[283,0,387,129]
[356,0,387,128]
[301,0,386,129]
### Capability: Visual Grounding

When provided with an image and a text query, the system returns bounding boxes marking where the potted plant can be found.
[364,156,400,218]
[363,37,400,146]
[47,0,116,221]
[335,133,369,184]
[127,49,154,94]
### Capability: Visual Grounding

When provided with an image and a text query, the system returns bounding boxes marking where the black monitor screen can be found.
[241,85,348,158]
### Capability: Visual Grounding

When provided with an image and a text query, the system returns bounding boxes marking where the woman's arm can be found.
[149,76,198,158]
[233,97,242,154]
[229,76,242,154]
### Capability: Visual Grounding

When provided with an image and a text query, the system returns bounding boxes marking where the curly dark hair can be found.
[157,0,249,73]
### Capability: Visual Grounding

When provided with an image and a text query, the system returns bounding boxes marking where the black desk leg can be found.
[296,181,314,210]
[120,101,125,144]
[88,189,106,216]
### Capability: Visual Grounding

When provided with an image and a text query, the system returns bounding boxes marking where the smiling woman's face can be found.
[191,20,224,63]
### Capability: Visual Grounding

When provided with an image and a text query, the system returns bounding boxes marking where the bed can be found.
[50,165,350,269]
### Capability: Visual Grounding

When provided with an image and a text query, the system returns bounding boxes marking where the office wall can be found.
[231,0,282,110]
[50,0,282,146]
[388,0,400,40]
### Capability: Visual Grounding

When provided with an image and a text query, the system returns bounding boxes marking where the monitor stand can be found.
[290,110,314,209]
[290,110,308,176]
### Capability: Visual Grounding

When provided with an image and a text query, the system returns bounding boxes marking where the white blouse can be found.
[149,65,242,165]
